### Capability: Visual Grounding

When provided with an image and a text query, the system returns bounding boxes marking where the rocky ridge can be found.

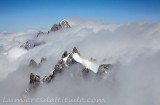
[20,19,71,50]
[28,47,113,91]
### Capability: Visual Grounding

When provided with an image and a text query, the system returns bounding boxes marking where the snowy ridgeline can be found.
[28,47,113,91]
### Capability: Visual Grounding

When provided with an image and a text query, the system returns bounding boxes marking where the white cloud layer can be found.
[0,19,160,105]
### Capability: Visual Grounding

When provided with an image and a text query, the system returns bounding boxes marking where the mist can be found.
[0,19,160,105]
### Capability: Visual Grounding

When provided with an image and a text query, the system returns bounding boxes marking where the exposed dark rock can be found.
[36,31,44,37]
[81,67,95,79]
[81,68,90,78]
[54,63,65,73]
[29,73,41,89]
[29,73,41,91]
[51,24,61,32]
[66,54,77,66]
[62,51,68,58]
[50,20,71,32]
[60,20,71,28]
[97,64,113,76]
[82,68,90,74]
[29,73,40,84]
[72,47,80,55]
[43,71,55,83]
[29,57,47,68]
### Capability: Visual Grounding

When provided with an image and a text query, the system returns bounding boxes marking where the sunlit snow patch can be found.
[72,53,99,73]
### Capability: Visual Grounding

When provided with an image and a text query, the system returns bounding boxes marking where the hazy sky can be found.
[0,0,160,32]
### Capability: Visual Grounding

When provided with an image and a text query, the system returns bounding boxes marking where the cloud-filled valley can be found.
[0,19,160,105]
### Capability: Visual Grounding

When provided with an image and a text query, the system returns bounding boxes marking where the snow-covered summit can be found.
[72,53,99,73]
[60,19,66,24]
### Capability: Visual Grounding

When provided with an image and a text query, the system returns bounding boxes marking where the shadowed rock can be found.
[97,64,113,76]
[51,24,62,32]
[29,73,41,89]
[66,54,77,66]
[54,63,65,73]
[29,57,47,68]
[50,20,71,32]
[62,51,68,58]
[72,47,80,55]
[60,20,71,28]
[36,31,44,37]
[29,73,40,84]
[43,71,55,83]
[81,67,95,79]
[82,68,90,77]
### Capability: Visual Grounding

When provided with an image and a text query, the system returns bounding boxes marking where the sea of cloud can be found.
[0,19,160,105]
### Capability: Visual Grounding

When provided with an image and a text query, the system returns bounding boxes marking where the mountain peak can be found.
[60,19,66,23]
[50,19,71,32]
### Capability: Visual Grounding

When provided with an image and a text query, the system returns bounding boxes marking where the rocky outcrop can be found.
[29,73,41,84]
[36,31,45,37]
[72,47,80,55]
[20,40,45,50]
[43,71,54,83]
[60,19,71,28]
[50,24,61,32]
[50,19,71,32]
[29,73,41,89]
[96,64,113,79]
[61,51,68,58]
[29,57,47,68]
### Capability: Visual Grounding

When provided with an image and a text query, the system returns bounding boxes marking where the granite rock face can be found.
[50,19,71,32]
[36,31,45,37]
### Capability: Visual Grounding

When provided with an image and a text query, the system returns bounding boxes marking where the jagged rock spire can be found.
[60,19,71,28]
[29,73,40,84]
[62,51,68,58]
[72,47,80,55]
[50,24,61,32]
[50,19,71,32]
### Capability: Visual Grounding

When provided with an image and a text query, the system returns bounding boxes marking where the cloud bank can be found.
[0,19,160,105]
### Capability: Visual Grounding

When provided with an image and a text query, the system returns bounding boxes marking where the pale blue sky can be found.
[0,0,160,32]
